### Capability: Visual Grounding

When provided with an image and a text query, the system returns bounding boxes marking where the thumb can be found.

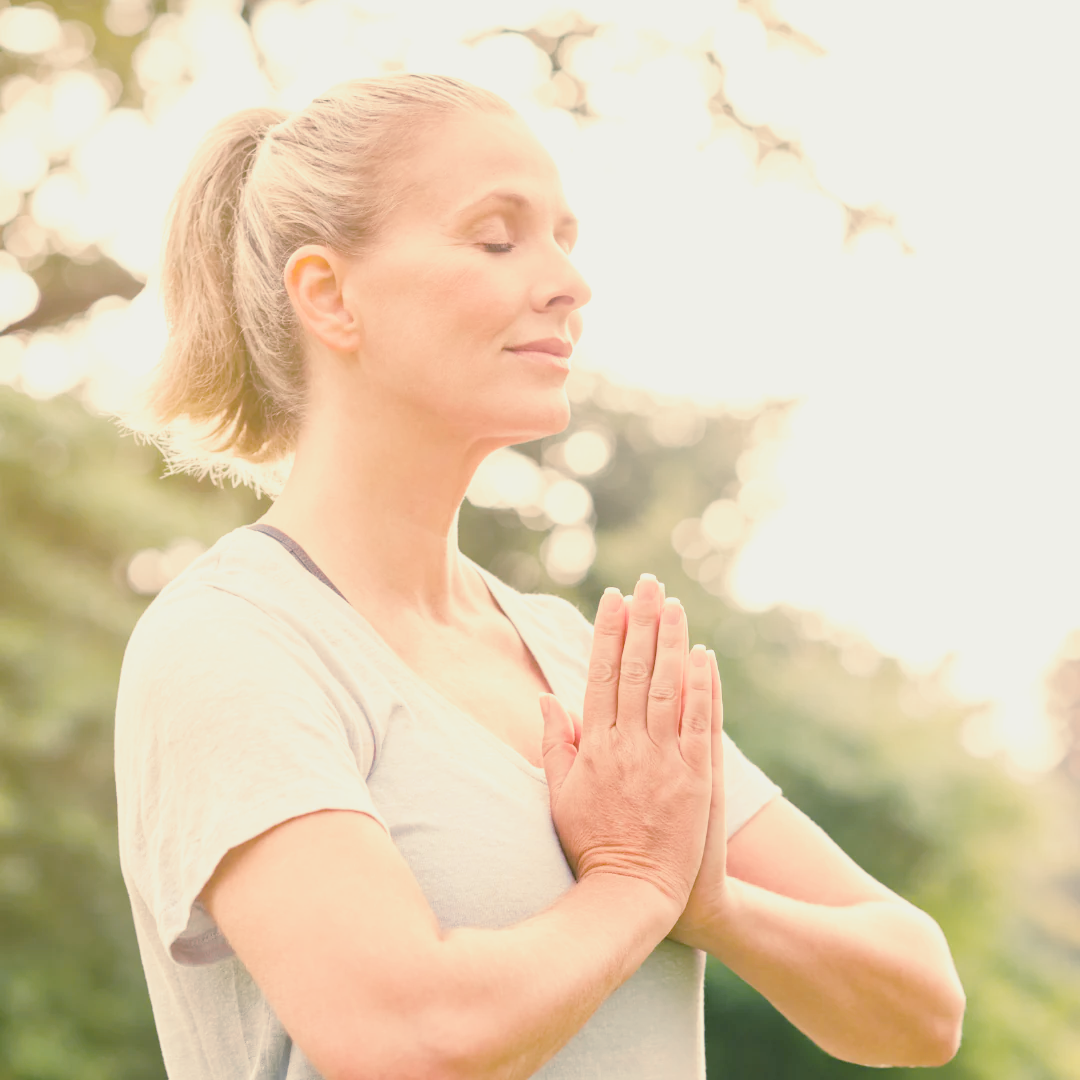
[539,693,577,803]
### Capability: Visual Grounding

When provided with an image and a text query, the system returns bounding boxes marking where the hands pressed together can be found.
[539,572,728,943]
[539,572,966,1067]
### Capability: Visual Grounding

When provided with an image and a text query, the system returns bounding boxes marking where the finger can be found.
[679,644,713,770]
[708,650,726,824]
[709,649,724,737]
[539,694,578,805]
[581,587,628,741]
[615,573,666,734]
[646,598,686,744]
[567,708,583,749]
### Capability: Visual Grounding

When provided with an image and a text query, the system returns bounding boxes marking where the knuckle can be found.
[629,607,658,628]
[689,668,711,691]
[593,619,624,639]
[620,657,652,684]
[588,658,620,686]
[647,682,679,704]
[682,707,710,736]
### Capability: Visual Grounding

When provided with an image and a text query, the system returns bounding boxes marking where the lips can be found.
[507,338,573,359]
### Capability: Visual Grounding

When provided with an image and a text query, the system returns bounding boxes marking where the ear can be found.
[283,245,361,354]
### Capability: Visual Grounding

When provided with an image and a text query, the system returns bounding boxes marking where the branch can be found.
[3,254,144,334]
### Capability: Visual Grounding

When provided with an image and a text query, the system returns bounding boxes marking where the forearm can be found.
[693,877,965,1067]
[432,874,676,1080]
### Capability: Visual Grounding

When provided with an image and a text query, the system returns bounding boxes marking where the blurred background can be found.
[1,0,1078,1076]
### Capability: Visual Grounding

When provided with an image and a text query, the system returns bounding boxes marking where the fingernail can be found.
[691,644,707,665]
[635,572,661,600]
[600,587,622,614]
[661,598,682,623]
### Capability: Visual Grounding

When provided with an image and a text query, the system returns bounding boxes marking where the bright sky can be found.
[1,0,1077,771]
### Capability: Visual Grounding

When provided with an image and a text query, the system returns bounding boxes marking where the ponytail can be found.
[131,75,514,494]
[149,107,289,472]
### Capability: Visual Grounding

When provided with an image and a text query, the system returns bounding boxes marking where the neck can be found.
[258,392,502,623]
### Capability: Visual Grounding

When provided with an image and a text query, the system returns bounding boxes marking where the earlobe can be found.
[283,245,361,354]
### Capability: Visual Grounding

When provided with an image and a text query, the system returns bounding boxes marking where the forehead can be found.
[393,110,570,224]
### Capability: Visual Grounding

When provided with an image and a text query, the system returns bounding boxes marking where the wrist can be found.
[674,876,747,955]
[578,870,684,935]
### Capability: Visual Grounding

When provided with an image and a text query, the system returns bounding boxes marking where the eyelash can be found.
[480,242,515,254]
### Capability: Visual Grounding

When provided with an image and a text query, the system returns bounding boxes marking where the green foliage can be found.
[3,3,1079,1074]
[0,0,166,109]
[1,0,164,333]
[0,386,261,1080]
[1,379,1079,1078]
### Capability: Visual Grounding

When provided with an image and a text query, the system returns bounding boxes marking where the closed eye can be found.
[481,242,515,253]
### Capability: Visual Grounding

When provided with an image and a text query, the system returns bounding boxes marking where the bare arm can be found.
[685,797,966,1067]
[435,873,678,1079]
[201,809,677,1080]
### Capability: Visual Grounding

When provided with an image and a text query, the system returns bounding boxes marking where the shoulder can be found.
[126,524,347,653]
[118,528,344,731]
[125,531,284,662]
[115,531,382,793]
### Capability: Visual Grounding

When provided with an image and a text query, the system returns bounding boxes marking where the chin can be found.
[491,389,572,446]
[528,389,573,439]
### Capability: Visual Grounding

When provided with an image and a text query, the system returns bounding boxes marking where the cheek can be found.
[421,263,520,342]
[355,252,522,377]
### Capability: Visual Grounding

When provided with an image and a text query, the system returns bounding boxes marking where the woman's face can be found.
[340,108,591,446]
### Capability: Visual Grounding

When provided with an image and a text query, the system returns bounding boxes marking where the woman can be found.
[114,75,965,1079]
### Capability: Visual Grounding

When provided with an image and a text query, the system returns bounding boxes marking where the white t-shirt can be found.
[114,525,781,1079]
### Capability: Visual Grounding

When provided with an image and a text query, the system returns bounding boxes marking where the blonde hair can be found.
[132,74,514,495]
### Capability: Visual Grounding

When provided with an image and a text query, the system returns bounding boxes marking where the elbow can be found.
[910,1019,963,1068]
[893,979,965,1068]
[901,913,967,1067]
[322,987,486,1080]
[921,984,966,1067]
[402,993,498,1080]
[839,978,966,1069]
[327,1025,476,1080]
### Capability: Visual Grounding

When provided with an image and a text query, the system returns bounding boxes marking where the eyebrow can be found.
[455,189,579,230]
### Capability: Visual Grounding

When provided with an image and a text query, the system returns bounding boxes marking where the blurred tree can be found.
[0,0,163,332]
[0,384,263,1078]
[4,369,1075,1071]
[1048,644,1080,784]
[3,366,1080,1077]
[0,0,909,338]
[2,2,1079,1078]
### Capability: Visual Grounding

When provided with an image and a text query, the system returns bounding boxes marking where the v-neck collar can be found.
[246,525,554,781]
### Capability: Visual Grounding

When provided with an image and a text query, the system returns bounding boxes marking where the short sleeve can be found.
[114,587,388,967]
[720,731,781,837]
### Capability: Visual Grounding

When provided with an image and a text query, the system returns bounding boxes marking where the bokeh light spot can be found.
[541,524,597,586]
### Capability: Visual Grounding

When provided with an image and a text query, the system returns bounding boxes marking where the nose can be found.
[536,245,592,314]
